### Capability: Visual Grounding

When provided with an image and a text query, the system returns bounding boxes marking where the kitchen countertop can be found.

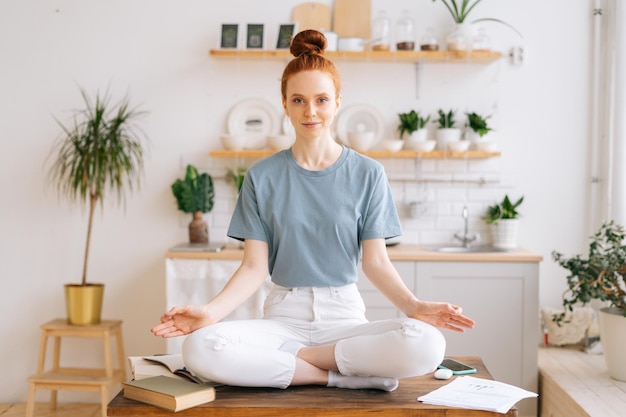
[165,244,543,263]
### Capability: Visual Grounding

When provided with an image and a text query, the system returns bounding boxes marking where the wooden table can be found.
[108,356,517,416]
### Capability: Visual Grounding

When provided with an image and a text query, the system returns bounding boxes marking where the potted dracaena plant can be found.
[432,0,522,52]
[171,164,215,244]
[47,87,148,325]
[552,220,626,381]
[483,194,523,249]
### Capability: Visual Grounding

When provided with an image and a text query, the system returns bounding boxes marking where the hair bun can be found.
[290,29,327,58]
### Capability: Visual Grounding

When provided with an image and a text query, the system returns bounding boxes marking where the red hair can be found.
[280,30,342,101]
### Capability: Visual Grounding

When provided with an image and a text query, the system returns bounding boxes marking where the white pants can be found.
[182,283,445,388]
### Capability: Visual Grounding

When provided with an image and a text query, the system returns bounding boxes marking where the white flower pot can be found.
[436,128,462,150]
[490,218,519,249]
[598,307,626,381]
[405,129,428,149]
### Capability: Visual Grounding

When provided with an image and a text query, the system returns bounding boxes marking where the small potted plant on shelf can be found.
[432,0,522,52]
[552,220,626,381]
[397,110,432,151]
[466,112,496,151]
[435,108,463,150]
[47,87,148,325]
[482,194,523,249]
[172,164,215,244]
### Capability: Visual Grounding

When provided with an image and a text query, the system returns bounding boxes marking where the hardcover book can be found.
[123,375,216,412]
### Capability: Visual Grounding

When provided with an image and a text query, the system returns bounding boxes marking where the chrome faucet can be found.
[454,206,480,247]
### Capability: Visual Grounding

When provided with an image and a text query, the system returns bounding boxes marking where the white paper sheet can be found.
[417,376,538,414]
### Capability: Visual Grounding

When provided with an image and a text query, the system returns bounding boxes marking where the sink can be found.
[423,245,509,253]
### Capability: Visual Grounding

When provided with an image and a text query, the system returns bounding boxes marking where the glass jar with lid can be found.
[419,27,439,51]
[395,10,415,51]
[371,10,390,51]
[472,26,491,52]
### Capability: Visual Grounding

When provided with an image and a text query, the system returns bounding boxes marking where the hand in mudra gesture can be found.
[411,301,475,333]
[151,305,213,338]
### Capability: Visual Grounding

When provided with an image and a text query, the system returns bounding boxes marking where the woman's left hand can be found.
[411,301,476,333]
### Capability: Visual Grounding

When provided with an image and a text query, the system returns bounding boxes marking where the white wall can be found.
[0,0,593,403]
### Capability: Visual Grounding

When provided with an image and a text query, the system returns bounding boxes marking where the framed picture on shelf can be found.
[220,24,239,49]
[246,24,264,49]
[276,23,297,49]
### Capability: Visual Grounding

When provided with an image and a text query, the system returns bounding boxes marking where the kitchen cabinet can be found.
[358,258,539,417]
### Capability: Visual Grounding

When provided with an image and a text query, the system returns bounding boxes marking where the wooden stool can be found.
[26,318,126,417]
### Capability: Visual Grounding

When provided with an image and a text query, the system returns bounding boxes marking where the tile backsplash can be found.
[183,152,515,247]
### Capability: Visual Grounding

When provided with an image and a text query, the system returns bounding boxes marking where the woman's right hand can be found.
[150,305,214,338]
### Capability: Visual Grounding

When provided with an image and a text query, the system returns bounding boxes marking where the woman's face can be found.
[283,70,341,142]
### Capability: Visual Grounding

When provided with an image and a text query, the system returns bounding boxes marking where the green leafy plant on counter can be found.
[171,165,215,214]
[552,220,626,323]
[483,195,523,224]
[397,110,430,139]
[436,109,457,129]
[431,0,522,37]
[466,112,493,137]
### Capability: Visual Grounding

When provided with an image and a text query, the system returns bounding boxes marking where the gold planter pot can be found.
[64,283,104,325]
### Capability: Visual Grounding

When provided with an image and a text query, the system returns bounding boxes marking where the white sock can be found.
[279,340,306,356]
[327,371,399,392]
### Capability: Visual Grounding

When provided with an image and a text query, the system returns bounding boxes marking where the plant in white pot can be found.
[47,87,148,325]
[432,0,522,52]
[435,108,462,150]
[482,194,523,249]
[397,110,432,151]
[171,164,215,244]
[552,220,626,381]
[466,112,496,151]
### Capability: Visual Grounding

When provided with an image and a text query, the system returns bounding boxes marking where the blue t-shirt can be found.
[227,146,401,287]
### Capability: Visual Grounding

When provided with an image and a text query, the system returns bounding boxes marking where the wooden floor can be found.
[0,402,101,417]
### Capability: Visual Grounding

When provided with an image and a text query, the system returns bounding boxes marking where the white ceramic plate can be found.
[336,104,385,145]
[227,98,281,149]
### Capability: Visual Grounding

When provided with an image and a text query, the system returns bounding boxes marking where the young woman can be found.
[152,29,475,392]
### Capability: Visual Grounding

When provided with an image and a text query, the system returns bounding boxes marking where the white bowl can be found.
[414,140,437,152]
[347,131,375,151]
[448,140,470,152]
[382,139,404,152]
[267,134,294,150]
[475,140,498,152]
[220,134,247,151]
[338,37,365,52]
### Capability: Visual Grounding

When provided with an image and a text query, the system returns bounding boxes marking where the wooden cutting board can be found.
[333,0,371,39]
[292,2,332,32]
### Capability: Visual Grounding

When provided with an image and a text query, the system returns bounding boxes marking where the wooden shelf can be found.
[209,49,503,64]
[210,149,501,159]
